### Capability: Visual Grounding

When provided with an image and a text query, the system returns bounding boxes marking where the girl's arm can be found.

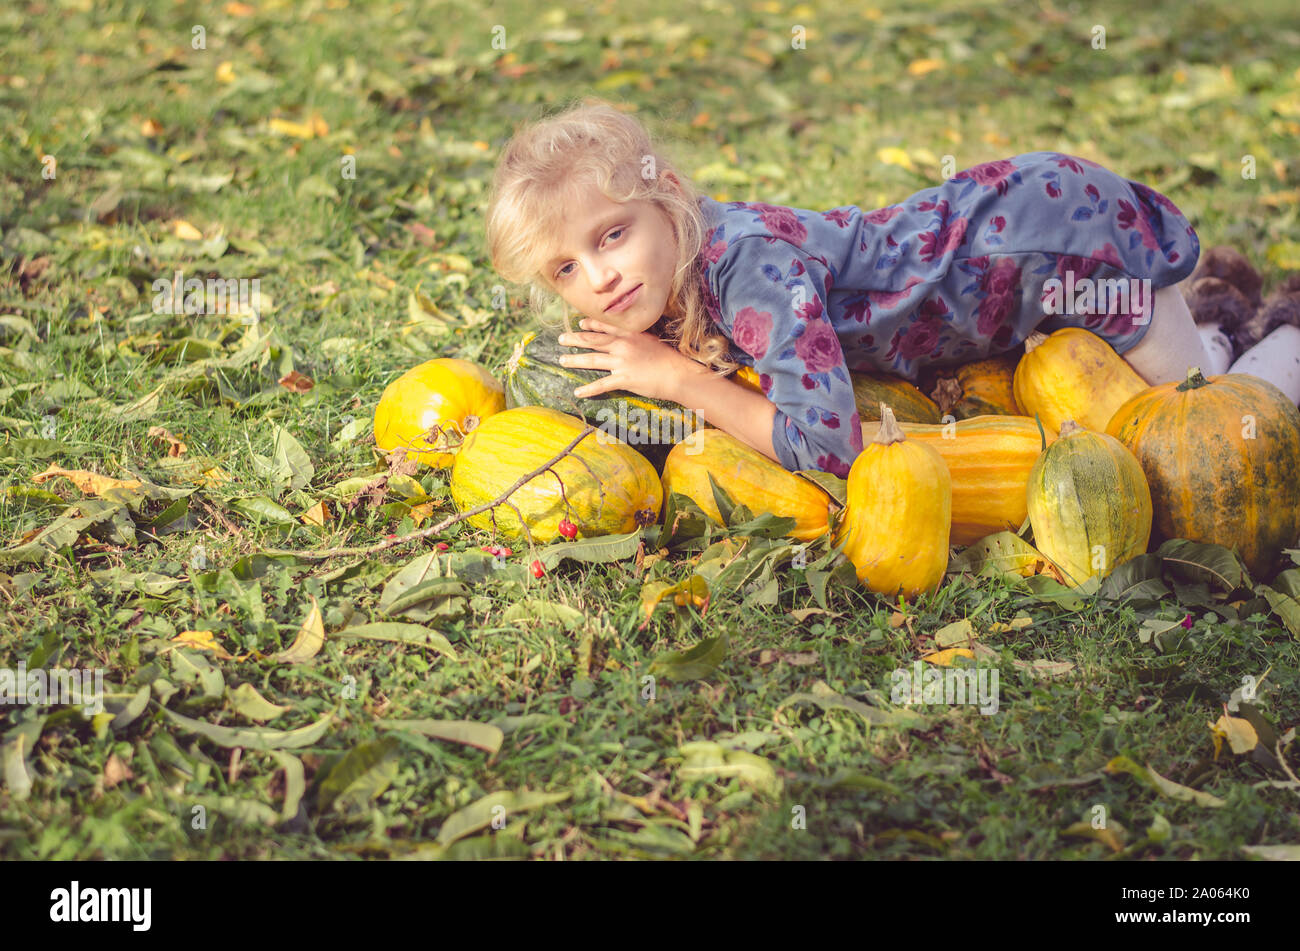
[666,362,780,461]
[700,235,863,477]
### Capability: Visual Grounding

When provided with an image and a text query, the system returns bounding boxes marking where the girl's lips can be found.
[605,284,642,313]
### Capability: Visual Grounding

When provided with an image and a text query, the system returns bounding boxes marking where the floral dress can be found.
[694,150,1201,476]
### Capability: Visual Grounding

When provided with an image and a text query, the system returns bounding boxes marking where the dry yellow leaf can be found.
[270,596,325,664]
[32,465,142,496]
[268,117,317,140]
[1209,711,1258,760]
[921,648,976,666]
[907,58,945,76]
[140,118,163,137]
[147,425,188,458]
[1260,190,1300,209]
[172,219,203,241]
[409,500,438,527]
[300,500,331,527]
[194,467,233,487]
[311,114,329,137]
[171,630,235,660]
[877,147,915,171]
[224,1,255,15]
[216,61,236,84]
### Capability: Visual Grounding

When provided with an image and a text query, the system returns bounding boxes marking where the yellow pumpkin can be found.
[863,414,1054,547]
[836,404,951,600]
[661,428,833,541]
[930,353,1022,419]
[450,406,662,543]
[374,358,505,468]
[1013,328,1148,433]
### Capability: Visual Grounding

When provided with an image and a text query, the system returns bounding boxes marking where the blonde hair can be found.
[483,97,739,374]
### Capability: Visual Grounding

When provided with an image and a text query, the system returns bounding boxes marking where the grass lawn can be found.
[1,0,1299,860]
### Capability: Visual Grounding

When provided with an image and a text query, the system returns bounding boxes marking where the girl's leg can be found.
[1121,280,1209,386]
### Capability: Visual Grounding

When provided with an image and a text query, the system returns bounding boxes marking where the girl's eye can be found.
[554,227,625,281]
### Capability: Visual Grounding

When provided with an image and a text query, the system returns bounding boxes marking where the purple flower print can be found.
[1055,254,1099,282]
[955,159,1019,195]
[1116,198,1160,252]
[919,200,969,263]
[1050,153,1102,174]
[977,290,1015,336]
[893,315,945,361]
[981,257,1021,297]
[732,306,773,359]
[823,208,854,228]
[863,205,903,225]
[750,203,808,245]
[867,275,925,309]
[794,319,842,373]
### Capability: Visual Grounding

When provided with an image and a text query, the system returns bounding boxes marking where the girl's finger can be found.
[574,375,619,398]
[558,352,615,370]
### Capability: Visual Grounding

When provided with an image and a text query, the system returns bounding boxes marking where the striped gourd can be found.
[1026,420,1152,586]
[863,414,1056,547]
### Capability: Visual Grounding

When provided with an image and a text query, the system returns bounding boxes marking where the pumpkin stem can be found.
[873,403,905,445]
[930,376,962,416]
[1058,419,1081,437]
[1176,366,1211,392]
[1023,331,1049,352]
[505,335,530,375]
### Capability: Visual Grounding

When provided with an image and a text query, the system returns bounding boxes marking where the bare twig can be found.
[260,424,597,561]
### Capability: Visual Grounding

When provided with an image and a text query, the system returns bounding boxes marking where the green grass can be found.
[1,0,1299,860]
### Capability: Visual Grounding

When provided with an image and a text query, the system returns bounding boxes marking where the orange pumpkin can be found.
[1106,368,1300,578]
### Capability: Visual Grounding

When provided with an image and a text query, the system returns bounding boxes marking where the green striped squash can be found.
[1025,419,1152,587]
[851,372,942,424]
[504,330,700,470]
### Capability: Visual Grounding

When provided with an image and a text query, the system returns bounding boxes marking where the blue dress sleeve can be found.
[708,235,863,478]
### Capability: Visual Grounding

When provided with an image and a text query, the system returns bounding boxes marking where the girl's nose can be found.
[582,257,618,288]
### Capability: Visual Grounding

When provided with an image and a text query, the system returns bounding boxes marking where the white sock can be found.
[1228,325,1300,404]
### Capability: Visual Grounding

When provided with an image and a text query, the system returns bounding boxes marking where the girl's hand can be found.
[556,317,695,402]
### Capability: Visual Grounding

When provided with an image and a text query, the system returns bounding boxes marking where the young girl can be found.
[484,99,1220,478]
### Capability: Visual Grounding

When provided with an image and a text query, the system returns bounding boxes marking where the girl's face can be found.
[541,179,682,334]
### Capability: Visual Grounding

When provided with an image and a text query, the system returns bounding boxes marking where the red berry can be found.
[435,542,450,551]
[530,560,545,578]
[558,518,577,539]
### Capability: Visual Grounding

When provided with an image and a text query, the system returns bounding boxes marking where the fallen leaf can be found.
[270,595,325,664]
[147,425,187,457]
[170,630,235,660]
[103,753,133,789]
[172,219,203,241]
[278,370,314,392]
[921,648,975,666]
[1062,819,1127,852]
[1209,710,1259,759]
[269,117,317,139]
[1104,755,1227,807]
[32,465,142,496]
[139,118,163,137]
[300,500,330,527]
[906,58,945,76]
